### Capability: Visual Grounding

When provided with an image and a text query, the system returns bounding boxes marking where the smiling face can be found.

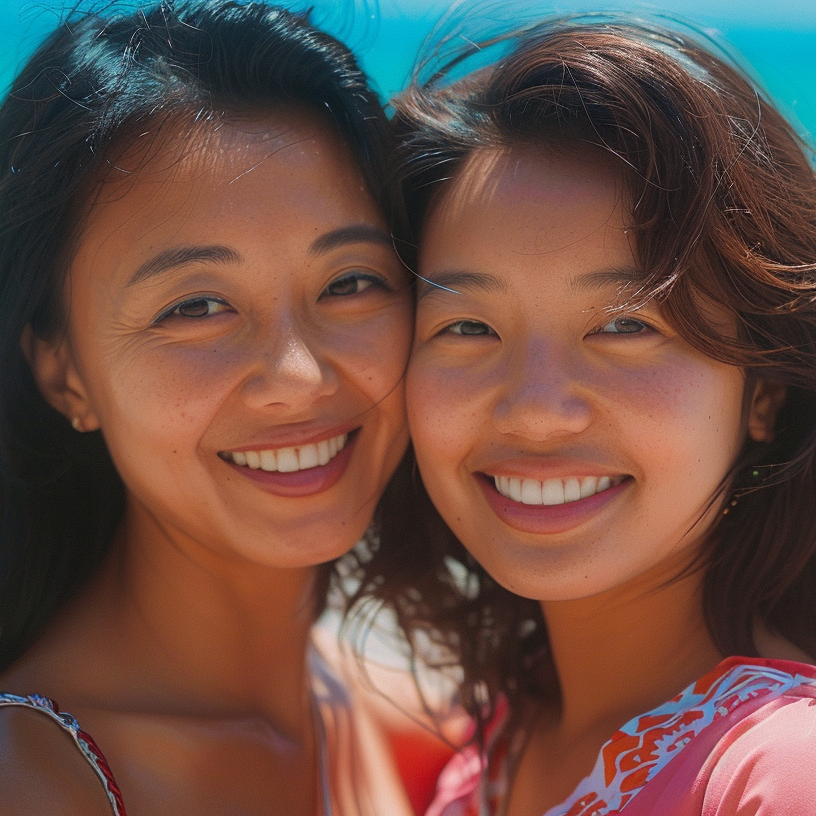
[408,144,767,601]
[31,109,411,568]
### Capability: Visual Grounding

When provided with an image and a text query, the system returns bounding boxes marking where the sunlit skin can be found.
[411,144,752,602]
[60,112,411,570]
[3,110,413,815]
[408,144,783,815]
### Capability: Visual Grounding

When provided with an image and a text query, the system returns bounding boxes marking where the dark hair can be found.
[0,0,393,672]
[352,16,816,740]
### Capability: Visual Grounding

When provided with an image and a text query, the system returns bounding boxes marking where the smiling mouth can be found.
[491,474,627,506]
[220,432,349,473]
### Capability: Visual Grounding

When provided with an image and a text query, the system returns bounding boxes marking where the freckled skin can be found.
[9,109,416,816]
[408,145,751,602]
[407,144,792,816]
[57,110,412,568]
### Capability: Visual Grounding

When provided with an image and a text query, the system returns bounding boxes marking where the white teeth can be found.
[276,448,299,472]
[541,479,565,506]
[580,476,598,498]
[507,477,523,503]
[298,444,319,470]
[521,478,542,505]
[564,477,581,503]
[493,473,621,506]
[317,440,331,466]
[225,433,348,473]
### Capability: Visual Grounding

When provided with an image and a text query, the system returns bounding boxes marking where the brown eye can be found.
[448,320,494,336]
[322,272,385,298]
[154,297,231,323]
[594,317,650,334]
[176,299,213,317]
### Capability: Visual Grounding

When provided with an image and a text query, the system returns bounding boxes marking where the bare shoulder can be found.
[0,703,114,816]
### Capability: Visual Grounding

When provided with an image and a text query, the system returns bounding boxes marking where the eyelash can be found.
[589,316,654,336]
[320,270,391,299]
[436,315,655,340]
[151,269,391,325]
[153,296,232,324]
[442,319,496,337]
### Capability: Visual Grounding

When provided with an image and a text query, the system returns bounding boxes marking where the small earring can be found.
[71,417,83,432]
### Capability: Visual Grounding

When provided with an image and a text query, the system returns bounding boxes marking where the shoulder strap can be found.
[0,693,126,816]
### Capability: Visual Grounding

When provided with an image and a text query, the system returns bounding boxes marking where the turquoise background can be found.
[0,0,814,141]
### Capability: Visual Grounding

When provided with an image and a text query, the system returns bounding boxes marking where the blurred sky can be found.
[376,0,816,28]
[354,0,816,138]
[0,0,814,134]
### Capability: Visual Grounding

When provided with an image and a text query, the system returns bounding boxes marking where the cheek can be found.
[406,360,450,442]
[89,344,244,439]
[329,308,413,400]
[406,358,478,480]
[611,359,747,487]
[405,366,469,522]
[684,372,748,479]
[86,353,230,502]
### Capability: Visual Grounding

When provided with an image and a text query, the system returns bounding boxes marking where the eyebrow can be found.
[128,245,242,286]
[308,225,394,256]
[126,224,393,286]
[568,266,647,295]
[416,270,508,301]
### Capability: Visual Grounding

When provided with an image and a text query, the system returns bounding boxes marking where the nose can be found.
[240,323,339,411]
[492,337,592,441]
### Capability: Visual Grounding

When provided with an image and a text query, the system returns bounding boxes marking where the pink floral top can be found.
[426,657,816,816]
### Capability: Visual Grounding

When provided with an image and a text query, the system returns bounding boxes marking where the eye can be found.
[321,271,388,298]
[591,316,652,335]
[445,320,495,337]
[154,296,232,323]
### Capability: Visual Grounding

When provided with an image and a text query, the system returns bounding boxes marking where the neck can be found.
[540,560,723,742]
[53,498,324,742]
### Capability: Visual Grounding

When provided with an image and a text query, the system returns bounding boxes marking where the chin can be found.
[477,549,622,603]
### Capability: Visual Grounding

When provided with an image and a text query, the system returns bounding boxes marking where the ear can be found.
[747,379,786,443]
[20,325,100,432]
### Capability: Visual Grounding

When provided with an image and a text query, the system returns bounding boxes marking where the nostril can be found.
[492,389,592,440]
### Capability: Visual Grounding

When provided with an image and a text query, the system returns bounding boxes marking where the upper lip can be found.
[219,423,359,454]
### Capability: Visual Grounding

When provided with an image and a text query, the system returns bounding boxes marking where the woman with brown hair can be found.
[357,16,816,815]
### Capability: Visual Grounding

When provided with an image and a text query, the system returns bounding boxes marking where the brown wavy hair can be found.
[350,16,816,741]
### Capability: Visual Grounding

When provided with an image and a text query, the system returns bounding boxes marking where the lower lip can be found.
[478,473,630,534]
[224,432,357,497]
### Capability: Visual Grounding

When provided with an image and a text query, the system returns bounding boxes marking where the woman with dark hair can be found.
[0,1,419,812]
[359,16,816,815]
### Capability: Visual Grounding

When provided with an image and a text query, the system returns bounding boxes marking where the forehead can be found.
[67,108,381,287]
[420,144,632,281]
[90,106,363,207]
[440,142,622,211]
